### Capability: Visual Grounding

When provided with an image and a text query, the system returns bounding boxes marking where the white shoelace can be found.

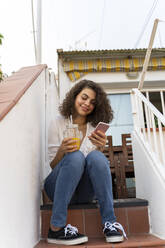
[64,224,78,236]
[103,221,127,239]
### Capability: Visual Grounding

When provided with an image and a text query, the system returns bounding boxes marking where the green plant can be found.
[0,65,2,79]
[0,33,4,45]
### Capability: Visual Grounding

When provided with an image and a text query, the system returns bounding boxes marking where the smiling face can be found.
[74,87,96,118]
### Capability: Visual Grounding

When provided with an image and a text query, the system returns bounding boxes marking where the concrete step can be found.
[35,234,165,248]
[40,198,149,239]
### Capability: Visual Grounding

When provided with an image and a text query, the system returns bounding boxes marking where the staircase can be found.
[34,116,165,247]
[34,88,165,247]
[34,198,165,248]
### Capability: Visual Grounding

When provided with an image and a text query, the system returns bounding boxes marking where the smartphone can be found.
[94,122,110,133]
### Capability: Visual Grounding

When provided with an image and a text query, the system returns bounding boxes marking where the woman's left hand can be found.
[88,130,107,149]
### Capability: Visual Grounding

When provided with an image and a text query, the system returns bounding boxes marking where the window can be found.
[107,94,133,145]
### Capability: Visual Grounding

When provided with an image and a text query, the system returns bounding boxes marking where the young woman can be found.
[44,79,126,245]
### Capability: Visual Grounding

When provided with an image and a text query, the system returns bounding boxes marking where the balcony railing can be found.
[131,88,165,165]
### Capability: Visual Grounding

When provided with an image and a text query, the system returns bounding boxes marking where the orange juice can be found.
[71,137,81,149]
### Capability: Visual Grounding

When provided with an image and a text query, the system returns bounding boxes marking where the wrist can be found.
[59,145,66,155]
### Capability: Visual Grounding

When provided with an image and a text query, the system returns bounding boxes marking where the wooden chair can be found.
[103,136,126,198]
[103,134,135,199]
[122,134,134,168]
[121,134,135,197]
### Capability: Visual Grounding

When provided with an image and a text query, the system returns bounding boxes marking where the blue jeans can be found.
[44,150,116,227]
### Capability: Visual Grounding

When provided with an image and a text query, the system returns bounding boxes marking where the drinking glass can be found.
[63,124,81,150]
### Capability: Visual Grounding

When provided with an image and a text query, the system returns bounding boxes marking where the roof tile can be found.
[0,64,47,121]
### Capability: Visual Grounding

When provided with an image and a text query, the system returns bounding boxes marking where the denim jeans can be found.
[44,150,116,227]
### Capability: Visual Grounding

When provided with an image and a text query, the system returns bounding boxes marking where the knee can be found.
[64,150,85,170]
[86,150,107,163]
[65,150,85,162]
[86,150,109,172]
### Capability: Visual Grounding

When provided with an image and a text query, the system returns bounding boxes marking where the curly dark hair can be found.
[59,79,113,127]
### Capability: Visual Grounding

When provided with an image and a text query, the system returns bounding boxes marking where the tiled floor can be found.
[35,234,165,248]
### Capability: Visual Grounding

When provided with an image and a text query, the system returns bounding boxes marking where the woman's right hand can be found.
[60,137,78,153]
[50,138,78,169]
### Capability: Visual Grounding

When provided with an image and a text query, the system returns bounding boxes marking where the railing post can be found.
[138,19,159,90]
[144,104,152,145]
[160,91,165,115]
[131,90,140,132]
[158,119,165,164]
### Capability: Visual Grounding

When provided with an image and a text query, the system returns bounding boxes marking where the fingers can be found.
[88,130,107,147]
[62,138,79,153]
[89,137,105,147]
[91,130,106,141]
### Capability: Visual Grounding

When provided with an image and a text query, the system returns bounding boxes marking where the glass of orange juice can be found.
[63,124,81,150]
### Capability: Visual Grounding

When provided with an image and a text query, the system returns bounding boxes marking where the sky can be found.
[0,0,165,76]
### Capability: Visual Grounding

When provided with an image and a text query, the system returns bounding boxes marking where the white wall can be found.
[132,131,165,239]
[58,59,72,102]
[80,70,165,85]
[44,71,60,180]
[0,70,46,248]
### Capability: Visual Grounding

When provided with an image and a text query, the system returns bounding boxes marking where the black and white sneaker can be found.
[47,224,88,245]
[103,221,127,243]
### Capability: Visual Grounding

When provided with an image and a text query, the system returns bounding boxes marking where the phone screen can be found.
[94,122,109,133]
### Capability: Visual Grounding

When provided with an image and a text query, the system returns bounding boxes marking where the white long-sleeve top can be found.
[48,115,96,164]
